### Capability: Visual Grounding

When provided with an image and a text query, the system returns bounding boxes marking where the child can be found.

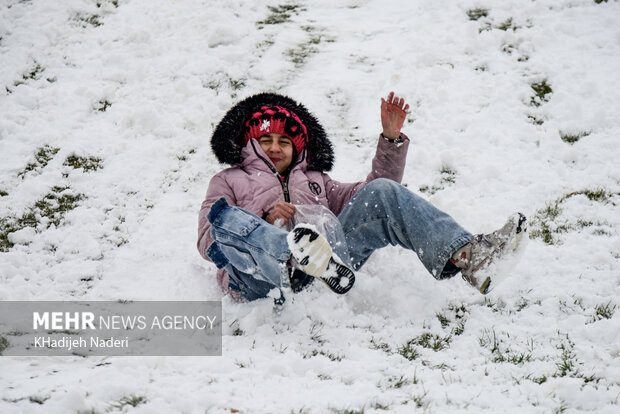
[198,92,526,302]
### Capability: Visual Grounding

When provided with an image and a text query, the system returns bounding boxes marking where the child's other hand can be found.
[265,201,296,225]
[380,91,410,140]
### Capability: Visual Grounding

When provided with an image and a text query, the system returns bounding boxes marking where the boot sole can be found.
[288,225,355,295]
[316,256,355,295]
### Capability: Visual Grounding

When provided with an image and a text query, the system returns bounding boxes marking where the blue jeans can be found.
[206,178,472,301]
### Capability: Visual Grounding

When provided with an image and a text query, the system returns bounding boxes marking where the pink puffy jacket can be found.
[198,134,410,294]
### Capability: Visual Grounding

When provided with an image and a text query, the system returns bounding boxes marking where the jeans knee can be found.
[365,178,401,196]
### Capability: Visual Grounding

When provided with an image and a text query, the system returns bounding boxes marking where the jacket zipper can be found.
[250,140,291,203]
[281,175,290,203]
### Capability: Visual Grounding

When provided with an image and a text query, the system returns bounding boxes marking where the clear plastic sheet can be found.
[289,204,352,267]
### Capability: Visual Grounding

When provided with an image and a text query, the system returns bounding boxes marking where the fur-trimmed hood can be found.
[210,92,334,172]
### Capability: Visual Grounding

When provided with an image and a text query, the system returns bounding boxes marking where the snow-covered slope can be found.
[1,0,619,412]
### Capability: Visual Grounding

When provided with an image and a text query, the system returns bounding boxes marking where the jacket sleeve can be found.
[324,132,410,216]
[197,173,237,261]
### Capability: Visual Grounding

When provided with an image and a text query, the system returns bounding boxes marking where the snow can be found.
[1,0,620,412]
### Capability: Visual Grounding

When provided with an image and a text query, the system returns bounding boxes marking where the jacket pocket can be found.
[213,206,261,238]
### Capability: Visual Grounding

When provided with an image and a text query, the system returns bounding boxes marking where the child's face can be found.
[257,133,294,174]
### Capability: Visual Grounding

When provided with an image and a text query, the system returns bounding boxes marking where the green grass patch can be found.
[419,166,457,195]
[483,297,505,313]
[34,186,84,227]
[397,340,420,360]
[329,408,365,414]
[527,115,545,125]
[516,297,531,312]
[24,64,44,80]
[369,401,390,410]
[96,0,119,7]
[77,14,103,28]
[29,395,50,405]
[381,374,416,390]
[205,73,246,96]
[257,36,275,52]
[0,186,84,252]
[97,99,112,112]
[257,4,304,27]
[436,303,469,335]
[440,166,456,184]
[0,336,9,355]
[467,8,488,21]
[110,394,147,409]
[13,63,45,87]
[309,321,325,345]
[411,391,429,409]
[529,189,618,245]
[286,44,317,66]
[550,335,600,385]
[580,188,614,202]
[64,154,103,172]
[479,329,533,365]
[501,43,516,55]
[229,78,246,90]
[18,145,60,178]
[46,329,80,335]
[447,303,469,335]
[285,34,327,66]
[448,303,469,317]
[451,321,465,336]
[526,374,547,384]
[369,337,391,353]
[283,25,333,67]
[530,80,553,107]
[559,296,586,315]
[478,22,493,33]
[1,217,24,250]
[590,301,616,322]
[14,63,45,87]
[436,312,450,328]
[496,18,517,31]
[555,337,577,377]
[560,130,590,145]
[303,349,343,362]
[413,332,451,351]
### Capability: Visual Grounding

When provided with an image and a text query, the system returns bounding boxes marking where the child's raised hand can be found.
[265,201,296,225]
[380,91,410,140]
